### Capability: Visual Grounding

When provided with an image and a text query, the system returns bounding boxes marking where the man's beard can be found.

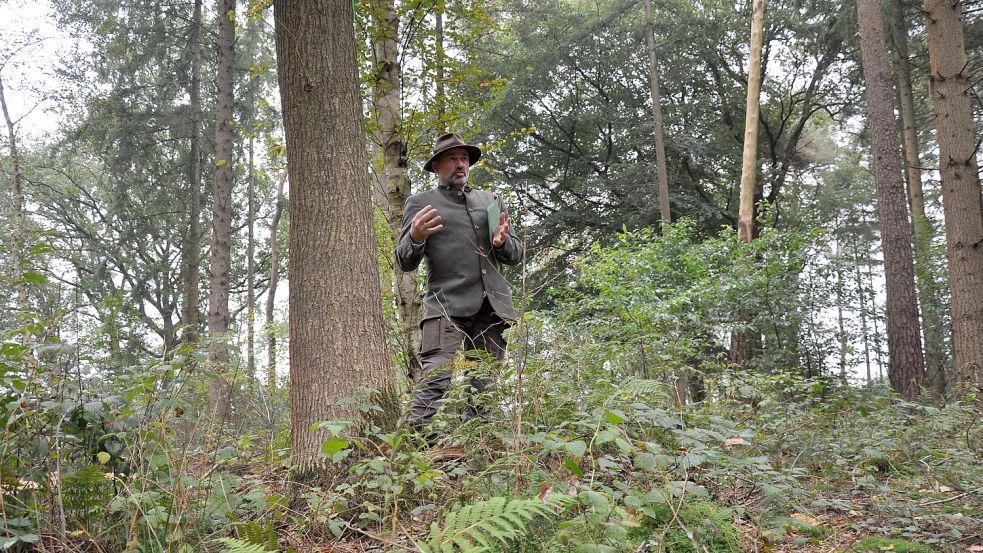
[446,172,467,188]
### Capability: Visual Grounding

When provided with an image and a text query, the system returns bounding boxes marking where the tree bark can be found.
[370,0,424,381]
[208,0,236,424]
[180,0,203,347]
[247,133,256,382]
[731,0,766,368]
[0,72,28,315]
[274,0,396,471]
[857,0,926,400]
[265,172,286,390]
[643,0,671,227]
[924,0,983,394]
[888,0,947,398]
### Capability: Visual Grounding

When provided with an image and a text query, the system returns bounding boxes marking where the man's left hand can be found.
[492,213,511,248]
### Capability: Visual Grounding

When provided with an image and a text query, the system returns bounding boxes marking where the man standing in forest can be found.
[395,132,523,432]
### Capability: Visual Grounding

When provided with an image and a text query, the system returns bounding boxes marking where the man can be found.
[395,132,523,430]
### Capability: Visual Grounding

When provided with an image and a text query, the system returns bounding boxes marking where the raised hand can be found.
[410,205,443,243]
[492,212,511,248]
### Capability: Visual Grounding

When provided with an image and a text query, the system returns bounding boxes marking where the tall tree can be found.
[180,0,204,347]
[369,0,424,379]
[265,172,286,390]
[0,71,28,315]
[642,0,671,226]
[887,0,947,397]
[730,0,766,368]
[924,0,983,391]
[274,0,395,471]
[856,0,925,400]
[208,0,236,423]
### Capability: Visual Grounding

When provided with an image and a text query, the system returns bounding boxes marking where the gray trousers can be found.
[406,300,507,428]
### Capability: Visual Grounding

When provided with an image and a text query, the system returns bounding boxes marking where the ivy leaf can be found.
[321,437,350,456]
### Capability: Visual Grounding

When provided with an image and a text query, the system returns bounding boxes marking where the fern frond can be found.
[418,494,573,553]
[214,536,278,553]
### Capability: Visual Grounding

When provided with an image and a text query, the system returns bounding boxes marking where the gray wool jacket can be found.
[395,184,523,323]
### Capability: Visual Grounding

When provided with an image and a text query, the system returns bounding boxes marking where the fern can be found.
[417,493,573,552]
[214,537,278,553]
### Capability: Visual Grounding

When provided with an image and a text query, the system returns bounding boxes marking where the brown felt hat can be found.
[423,132,482,173]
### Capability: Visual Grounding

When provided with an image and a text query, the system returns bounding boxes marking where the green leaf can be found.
[563,457,584,478]
[603,410,626,424]
[321,438,350,456]
[566,440,587,458]
[21,272,47,285]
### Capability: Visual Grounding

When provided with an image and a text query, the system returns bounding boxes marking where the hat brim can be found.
[424,145,481,173]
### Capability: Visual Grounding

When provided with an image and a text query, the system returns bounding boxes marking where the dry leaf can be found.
[965,545,983,552]
[724,437,749,447]
[848,510,861,516]
[939,485,953,492]
[790,512,821,526]
[879,545,895,551]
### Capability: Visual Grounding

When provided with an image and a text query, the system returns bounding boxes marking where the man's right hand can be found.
[410,205,443,243]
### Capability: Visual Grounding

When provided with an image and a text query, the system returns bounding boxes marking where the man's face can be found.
[433,148,470,187]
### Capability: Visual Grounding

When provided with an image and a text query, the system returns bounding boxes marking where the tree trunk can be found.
[435,8,446,131]
[208,0,236,424]
[888,0,947,398]
[180,0,203,347]
[274,0,396,472]
[731,0,766,368]
[857,0,926,400]
[265,172,286,390]
[924,0,983,395]
[370,0,423,381]
[643,0,671,227]
[247,133,256,382]
[0,72,28,315]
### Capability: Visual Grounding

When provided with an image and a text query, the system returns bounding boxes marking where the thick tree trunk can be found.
[370,0,423,381]
[888,0,947,397]
[208,0,236,424]
[857,0,926,400]
[643,0,671,226]
[180,0,203,347]
[275,0,395,471]
[924,0,983,394]
[0,73,28,315]
[265,172,286,390]
[731,0,766,368]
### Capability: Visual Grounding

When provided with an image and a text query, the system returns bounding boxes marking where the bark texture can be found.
[208,0,236,423]
[857,0,926,400]
[888,0,947,397]
[180,0,203,347]
[274,0,395,471]
[731,0,766,368]
[924,0,983,393]
[370,0,424,380]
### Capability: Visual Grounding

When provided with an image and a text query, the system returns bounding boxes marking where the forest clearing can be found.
[0,0,981,551]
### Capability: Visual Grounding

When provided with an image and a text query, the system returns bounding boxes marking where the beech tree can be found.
[274,0,395,471]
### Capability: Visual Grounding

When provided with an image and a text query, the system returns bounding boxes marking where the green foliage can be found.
[650,502,740,553]
[850,537,934,553]
[214,537,279,553]
[418,494,574,552]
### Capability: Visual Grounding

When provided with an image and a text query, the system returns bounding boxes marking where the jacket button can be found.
[481,269,487,275]
[474,225,479,229]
